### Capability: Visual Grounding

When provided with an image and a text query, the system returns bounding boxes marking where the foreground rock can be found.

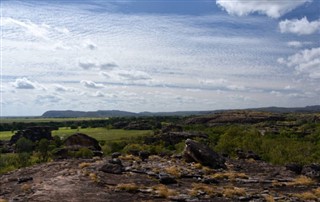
[183,139,227,169]
[1,155,319,202]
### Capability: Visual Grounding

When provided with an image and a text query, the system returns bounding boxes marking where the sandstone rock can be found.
[302,163,320,180]
[285,163,303,174]
[183,139,226,169]
[139,151,150,161]
[63,133,101,152]
[10,126,54,144]
[158,173,177,184]
[99,163,123,174]
[108,158,122,166]
[111,152,122,159]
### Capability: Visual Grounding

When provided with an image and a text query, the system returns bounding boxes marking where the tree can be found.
[16,137,34,153]
[37,139,49,162]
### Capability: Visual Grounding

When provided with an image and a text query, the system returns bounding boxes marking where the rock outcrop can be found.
[10,126,54,145]
[183,139,226,169]
[63,133,101,152]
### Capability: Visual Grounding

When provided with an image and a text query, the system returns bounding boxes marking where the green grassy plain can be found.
[52,127,152,141]
[0,127,152,142]
[0,117,108,124]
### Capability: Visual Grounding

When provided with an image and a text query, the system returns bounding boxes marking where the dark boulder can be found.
[158,173,177,184]
[63,133,101,152]
[139,151,150,161]
[161,124,183,133]
[10,126,54,145]
[145,131,208,146]
[111,152,122,159]
[99,163,123,174]
[183,139,226,169]
[286,163,303,174]
[302,164,320,180]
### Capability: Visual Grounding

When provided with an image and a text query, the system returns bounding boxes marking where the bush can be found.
[16,137,34,153]
[75,148,94,159]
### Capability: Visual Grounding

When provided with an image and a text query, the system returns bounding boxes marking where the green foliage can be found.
[37,139,50,162]
[16,137,34,153]
[18,152,31,168]
[75,148,94,159]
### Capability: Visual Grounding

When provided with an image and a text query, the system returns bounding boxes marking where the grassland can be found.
[52,127,153,141]
[0,117,108,124]
[0,128,152,142]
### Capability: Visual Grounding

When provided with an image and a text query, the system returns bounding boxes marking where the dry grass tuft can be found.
[222,187,246,198]
[263,195,275,202]
[119,154,140,161]
[89,172,99,182]
[211,171,248,181]
[287,175,315,186]
[152,184,177,198]
[292,192,318,201]
[293,188,320,200]
[313,187,320,197]
[165,166,181,177]
[193,163,203,169]
[20,184,32,193]
[116,183,139,192]
[189,183,218,197]
[79,162,91,169]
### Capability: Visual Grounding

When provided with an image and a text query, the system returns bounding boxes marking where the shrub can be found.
[16,137,34,153]
[75,148,94,159]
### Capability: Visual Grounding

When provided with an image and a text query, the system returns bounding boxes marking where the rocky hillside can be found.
[1,148,319,201]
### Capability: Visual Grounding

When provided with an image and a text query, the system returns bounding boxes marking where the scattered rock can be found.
[111,152,122,159]
[285,163,303,174]
[158,173,177,184]
[17,177,33,184]
[183,139,226,169]
[99,163,123,174]
[138,151,150,161]
[108,158,122,166]
[302,163,320,180]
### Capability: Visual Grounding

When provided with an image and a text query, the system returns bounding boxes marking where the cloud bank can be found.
[279,17,320,35]
[216,0,310,18]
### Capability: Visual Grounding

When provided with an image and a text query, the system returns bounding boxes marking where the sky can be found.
[0,0,319,116]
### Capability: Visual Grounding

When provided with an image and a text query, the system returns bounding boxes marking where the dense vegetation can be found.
[1,112,319,174]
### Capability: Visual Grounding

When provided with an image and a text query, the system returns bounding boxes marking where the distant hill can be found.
[41,105,320,118]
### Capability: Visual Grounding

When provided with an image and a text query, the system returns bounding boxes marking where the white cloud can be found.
[93,91,104,97]
[81,80,104,88]
[36,95,62,104]
[78,60,98,69]
[54,84,75,92]
[78,59,118,70]
[82,39,97,50]
[279,17,320,35]
[216,0,310,18]
[101,69,151,81]
[287,41,312,48]
[100,63,118,69]
[278,47,320,79]
[2,17,50,39]
[12,78,37,89]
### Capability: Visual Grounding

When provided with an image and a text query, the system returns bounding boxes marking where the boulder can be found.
[63,133,101,152]
[99,163,123,174]
[10,126,54,144]
[183,139,226,169]
[285,163,303,174]
[302,164,320,180]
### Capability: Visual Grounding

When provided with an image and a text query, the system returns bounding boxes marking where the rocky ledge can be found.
[1,153,319,202]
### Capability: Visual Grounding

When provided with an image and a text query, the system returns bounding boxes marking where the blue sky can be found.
[1,0,319,116]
